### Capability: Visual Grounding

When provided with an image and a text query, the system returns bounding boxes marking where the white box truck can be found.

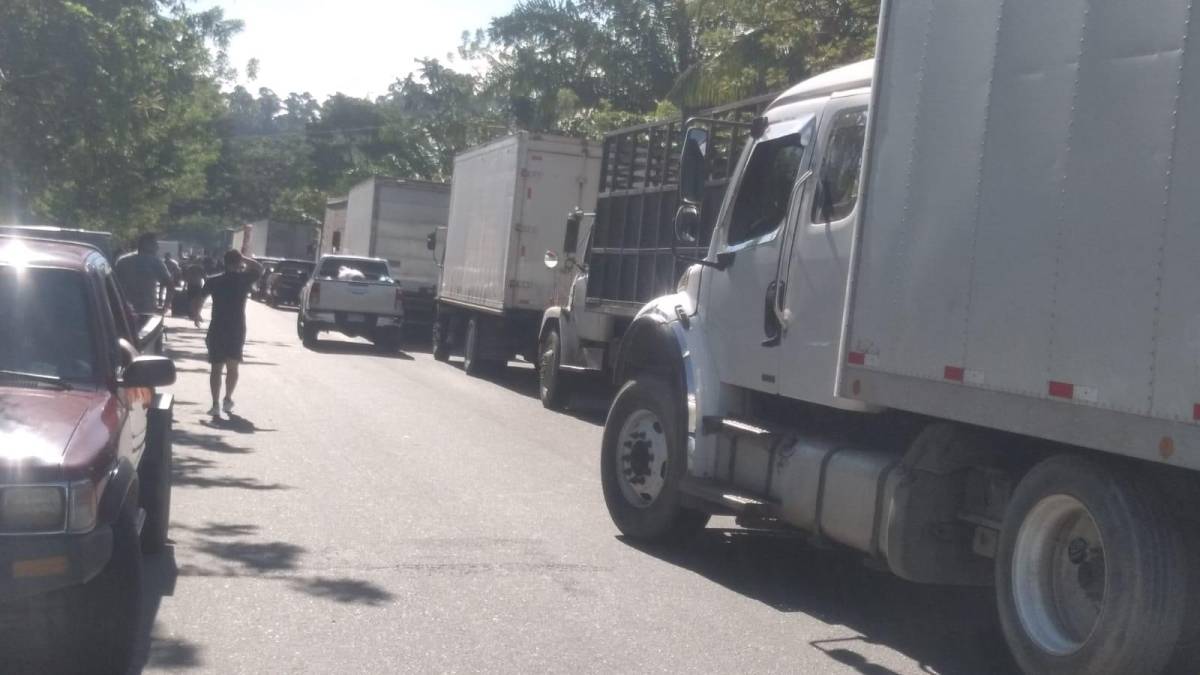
[432,133,600,376]
[242,220,314,260]
[343,177,449,328]
[601,4,1200,673]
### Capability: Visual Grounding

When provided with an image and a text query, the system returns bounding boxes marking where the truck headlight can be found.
[68,480,98,533]
[0,486,66,533]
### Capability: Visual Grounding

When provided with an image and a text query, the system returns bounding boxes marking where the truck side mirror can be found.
[679,127,708,205]
[426,231,437,251]
[674,204,701,244]
[544,250,559,270]
[563,210,582,256]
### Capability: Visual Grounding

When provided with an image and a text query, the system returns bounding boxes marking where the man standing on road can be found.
[192,249,263,418]
[161,252,181,307]
[115,232,173,314]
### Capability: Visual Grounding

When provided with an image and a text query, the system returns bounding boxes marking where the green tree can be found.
[0,0,240,238]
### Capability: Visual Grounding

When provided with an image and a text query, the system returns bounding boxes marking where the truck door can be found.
[702,115,815,393]
[778,100,869,404]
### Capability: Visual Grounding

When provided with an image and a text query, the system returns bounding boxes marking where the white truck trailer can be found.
[343,177,449,328]
[433,133,600,376]
[602,4,1200,673]
[242,220,314,260]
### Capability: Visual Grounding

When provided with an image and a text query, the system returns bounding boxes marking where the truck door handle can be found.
[762,280,785,347]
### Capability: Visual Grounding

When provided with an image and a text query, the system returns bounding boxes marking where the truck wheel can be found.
[431,318,450,362]
[996,455,1188,675]
[601,376,709,542]
[140,411,172,554]
[539,328,570,410]
[66,500,142,675]
[298,314,318,348]
[463,317,488,376]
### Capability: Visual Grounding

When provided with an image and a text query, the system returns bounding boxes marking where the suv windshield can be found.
[0,267,97,382]
[317,258,389,281]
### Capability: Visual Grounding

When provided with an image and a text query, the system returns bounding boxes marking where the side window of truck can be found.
[726,132,807,246]
[812,108,867,224]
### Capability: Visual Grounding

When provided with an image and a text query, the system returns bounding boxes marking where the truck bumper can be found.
[304,311,403,337]
[0,526,114,603]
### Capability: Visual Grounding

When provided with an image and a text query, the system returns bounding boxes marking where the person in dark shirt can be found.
[192,249,263,418]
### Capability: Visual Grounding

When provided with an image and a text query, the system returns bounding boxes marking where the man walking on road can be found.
[192,249,263,418]
[115,232,173,314]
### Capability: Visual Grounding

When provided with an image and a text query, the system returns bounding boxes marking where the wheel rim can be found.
[540,335,557,398]
[615,408,668,508]
[1011,494,1106,656]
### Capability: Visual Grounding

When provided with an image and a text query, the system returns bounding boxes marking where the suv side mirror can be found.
[122,355,176,388]
[674,204,701,244]
[679,127,708,205]
[426,231,437,251]
[544,250,559,270]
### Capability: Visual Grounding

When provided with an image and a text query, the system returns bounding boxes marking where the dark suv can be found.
[266,258,315,307]
[0,236,176,674]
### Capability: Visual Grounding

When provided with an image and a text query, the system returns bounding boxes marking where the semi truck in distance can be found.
[341,177,449,329]
[432,132,600,375]
[536,94,775,410]
[601,3,1200,674]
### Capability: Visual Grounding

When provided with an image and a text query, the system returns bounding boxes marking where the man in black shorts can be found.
[193,249,263,418]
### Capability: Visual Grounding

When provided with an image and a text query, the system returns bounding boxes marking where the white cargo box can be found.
[843,0,1200,468]
[439,132,600,314]
[343,178,448,294]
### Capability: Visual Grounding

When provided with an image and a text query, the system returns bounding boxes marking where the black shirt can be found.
[202,270,257,333]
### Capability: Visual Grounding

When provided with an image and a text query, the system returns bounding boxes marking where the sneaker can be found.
[207,405,220,418]
[222,398,235,414]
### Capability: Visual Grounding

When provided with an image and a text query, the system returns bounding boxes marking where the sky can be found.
[195,0,517,100]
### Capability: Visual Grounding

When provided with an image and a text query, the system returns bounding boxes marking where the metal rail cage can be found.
[586,94,777,313]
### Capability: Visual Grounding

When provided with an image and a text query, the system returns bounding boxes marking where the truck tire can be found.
[995,455,1188,675]
[539,328,570,410]
[431,317,450,362]
[298,313,318,348]
[65,499,142,675]
[601,376,709,542]
[140,411,172,554]
[463,316,495,376]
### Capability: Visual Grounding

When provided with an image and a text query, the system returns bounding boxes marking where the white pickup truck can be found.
[297,254,404,352]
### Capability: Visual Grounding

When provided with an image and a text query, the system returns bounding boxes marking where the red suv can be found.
[0,235,175,674]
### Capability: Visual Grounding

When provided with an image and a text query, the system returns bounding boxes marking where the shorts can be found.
[206,326,246,364]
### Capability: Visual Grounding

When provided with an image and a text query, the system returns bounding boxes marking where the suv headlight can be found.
[0,486,66,533]
[68,480,98,533]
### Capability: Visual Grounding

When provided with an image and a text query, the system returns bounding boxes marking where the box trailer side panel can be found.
[512,136,600,311]
[372,181,448,293]
[343,181,377,262]
[844,0,1200,467]
[440,136,522,313]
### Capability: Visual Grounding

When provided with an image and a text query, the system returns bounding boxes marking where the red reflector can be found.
[1048,381,1074,399]
[847,351,866,365]
[944,366,964,383]
[1193,404,1200,421]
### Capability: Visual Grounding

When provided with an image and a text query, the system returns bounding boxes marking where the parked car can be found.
[0,235,176,674]
[297,254,404,351]
[265,259,315,307]
[251,257,282,301]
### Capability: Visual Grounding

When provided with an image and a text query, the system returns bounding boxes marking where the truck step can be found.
[701,415,777,438]
[680,477,779,515]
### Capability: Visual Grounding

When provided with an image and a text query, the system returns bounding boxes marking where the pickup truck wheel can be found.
[65,500,142,675]
[539,328,569,410]
[140,412,173,554]
[996,455,1188,675]
[432,318,450,362]
[298,313,318,348]
[601,376,709,542]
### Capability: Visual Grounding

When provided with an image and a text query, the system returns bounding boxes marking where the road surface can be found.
[129,302,1014,673]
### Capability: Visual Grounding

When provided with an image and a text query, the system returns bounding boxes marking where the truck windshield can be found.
[0,267,97,383]
[318,258,390,281]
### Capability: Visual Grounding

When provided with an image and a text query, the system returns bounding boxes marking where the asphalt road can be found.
[116,302,1013,673]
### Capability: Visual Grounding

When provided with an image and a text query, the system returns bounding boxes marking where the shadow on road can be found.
[171,453,290,491]
[200,413,276,434]
[621,529,1016,675]
[130,546,203,673]
[462,361,611,425]
[308,338,415,360]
